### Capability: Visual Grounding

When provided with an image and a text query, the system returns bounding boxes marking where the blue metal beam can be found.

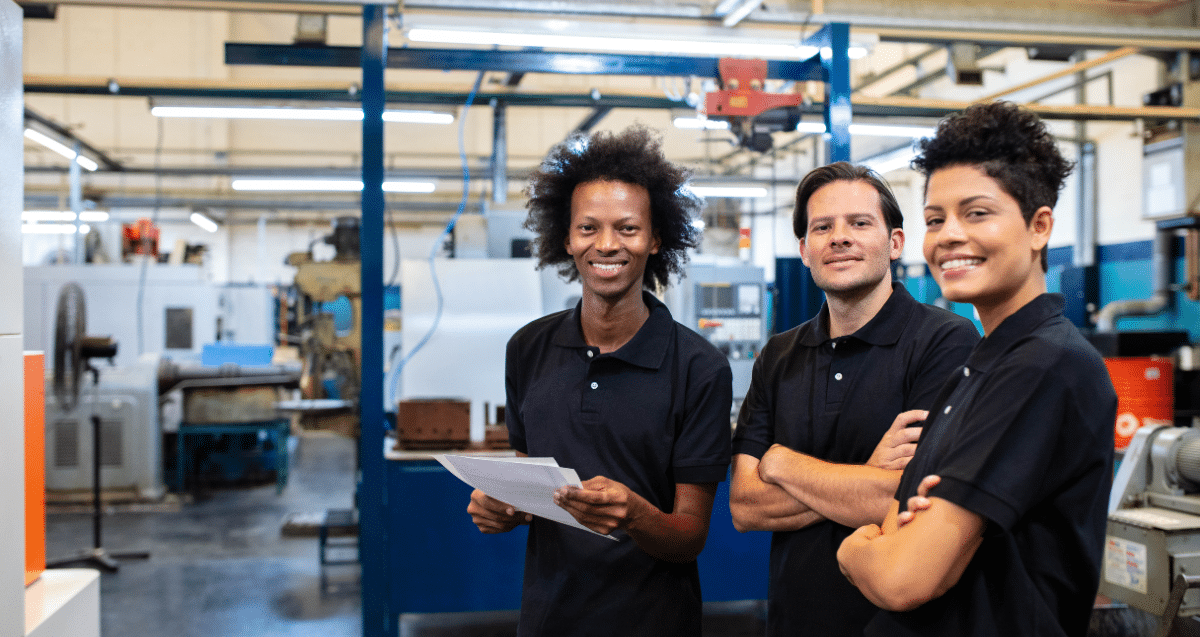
[225,42,825,81]
[359,6,388,637]
[817,23,852,163]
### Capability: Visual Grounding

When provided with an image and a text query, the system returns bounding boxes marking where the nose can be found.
[829,219,852,248]
[938,213,967,246]
[596,227,619,253]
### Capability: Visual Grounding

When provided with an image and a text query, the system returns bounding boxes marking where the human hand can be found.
[866,410,927,470]
[467,488,531,533]
[757,443,793,485]
[553,476,647,535]
[896,475,941,528]
[837,523,884,586]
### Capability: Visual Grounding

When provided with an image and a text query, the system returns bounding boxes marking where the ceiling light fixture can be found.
[189,212,219,233]
[151,105,454,125]
[688,185,770,199]
[24,129,99,171]
[230,178,437,193]
[674,117,730,131]
[23,210,109,222]
[407,27,825,60]
[22,223,90,235]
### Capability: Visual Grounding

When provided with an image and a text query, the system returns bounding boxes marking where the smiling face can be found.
[565,180,660,305]
[923,164,1053,332]
[799,179,903,300]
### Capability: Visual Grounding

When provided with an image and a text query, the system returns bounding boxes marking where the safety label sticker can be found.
[1104,536,1148,595]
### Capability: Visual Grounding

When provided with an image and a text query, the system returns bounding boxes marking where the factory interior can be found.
[5,0,1200,635]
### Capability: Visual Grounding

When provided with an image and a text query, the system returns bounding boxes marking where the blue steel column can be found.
[360,5,388,637]
[822,22,852,163]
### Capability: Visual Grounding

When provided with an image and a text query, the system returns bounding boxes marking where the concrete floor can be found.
[43,432,768,637]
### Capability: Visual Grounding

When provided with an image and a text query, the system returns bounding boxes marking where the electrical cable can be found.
[383,71,485,418]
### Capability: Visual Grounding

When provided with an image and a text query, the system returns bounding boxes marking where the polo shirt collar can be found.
[968,293,1064,372]
[798,282,916,347]
[550,290,672,370]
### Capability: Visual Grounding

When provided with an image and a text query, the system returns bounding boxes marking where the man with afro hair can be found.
[467,124,733,636]
[838,101,1116,637]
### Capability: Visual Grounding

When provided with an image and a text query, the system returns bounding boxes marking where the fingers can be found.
[896,510,915,528]
[889,409,929,432]
[467,489,529,533]
[916,474,941,497]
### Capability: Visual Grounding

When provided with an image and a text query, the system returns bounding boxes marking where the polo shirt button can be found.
[944,405,952,414]
[831,342,837,349]
[834,373,843,381]
[587,350,594,358]
[963,368,970,377]
[591,382,598,389]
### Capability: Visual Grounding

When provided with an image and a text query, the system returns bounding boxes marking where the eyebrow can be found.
[925,194,998,213]
[808,212,878,226]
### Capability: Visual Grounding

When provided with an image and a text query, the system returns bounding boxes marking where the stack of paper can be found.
[434,454,617,540]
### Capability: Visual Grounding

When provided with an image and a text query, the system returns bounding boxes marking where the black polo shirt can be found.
[868,294,1116,637]
[733,283,979,637]
[507,291,733,637]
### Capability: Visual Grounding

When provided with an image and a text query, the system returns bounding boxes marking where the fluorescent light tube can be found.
[674,117,730,131]
[231,179,436,193]
[22,210,109,222]
[863,146,919,174]
[24,129,99,171]
[22,223,90,234]
[190,212,219,233]
[689,186,769,198]
[408,27,820,60]
[151,105,453,125]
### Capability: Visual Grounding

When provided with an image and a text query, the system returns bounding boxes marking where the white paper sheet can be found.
[434,454,617,540]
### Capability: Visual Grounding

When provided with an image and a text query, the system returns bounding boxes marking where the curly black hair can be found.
[912,101,1073,271]
[523,124,701,290]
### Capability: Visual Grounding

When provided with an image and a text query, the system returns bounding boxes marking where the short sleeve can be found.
[732,352,772,459]
[505,335,528,455]
[906,319,980,411]
[925,350,1066,530]
[673,359,733,484]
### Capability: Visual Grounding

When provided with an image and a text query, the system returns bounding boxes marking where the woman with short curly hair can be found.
[838,101,1117,637]
[467,124,733,637]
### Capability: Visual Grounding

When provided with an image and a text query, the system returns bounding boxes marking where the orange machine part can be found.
[1105,357,1174,451]
[25,352,45,587]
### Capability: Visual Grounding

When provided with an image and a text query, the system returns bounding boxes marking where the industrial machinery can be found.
[705,58,805,153]
[663,263,768,412]
[285,216,362,437]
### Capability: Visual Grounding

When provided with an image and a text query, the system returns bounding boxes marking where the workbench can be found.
[383,447,770,618]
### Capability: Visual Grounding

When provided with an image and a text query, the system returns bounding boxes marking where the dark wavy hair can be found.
[793,161,903,241]
[523,124,701,290]
[912,101,1074,271]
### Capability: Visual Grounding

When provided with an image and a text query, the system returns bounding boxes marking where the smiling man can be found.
[466,125,733,636]
[730,162,979,637]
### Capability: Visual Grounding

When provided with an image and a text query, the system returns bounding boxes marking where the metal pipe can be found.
[1095,226,1173,331]
[491,99,507,205]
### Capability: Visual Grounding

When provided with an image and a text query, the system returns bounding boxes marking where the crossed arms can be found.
[729,409,927,532]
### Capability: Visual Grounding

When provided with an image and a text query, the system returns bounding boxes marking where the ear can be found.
[1029,206,1053,252]
[798,237,811,267]
[889,227,904,261]
[651,230,661,255]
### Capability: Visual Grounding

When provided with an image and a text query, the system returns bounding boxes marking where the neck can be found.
[976,273,1046,335]
[580,288,650,353]
[825,277,894,339]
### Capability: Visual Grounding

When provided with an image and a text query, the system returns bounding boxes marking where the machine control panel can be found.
[695,281,763,360]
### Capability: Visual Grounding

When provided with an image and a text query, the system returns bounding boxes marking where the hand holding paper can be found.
[437,454,618,540]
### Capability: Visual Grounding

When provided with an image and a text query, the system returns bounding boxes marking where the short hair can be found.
[524,124,701,290]
[912,101,1074,271]
[792,162,904,241]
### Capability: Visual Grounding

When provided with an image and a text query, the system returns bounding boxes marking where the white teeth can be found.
[593,263,622,272]
[941,258,982,270]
